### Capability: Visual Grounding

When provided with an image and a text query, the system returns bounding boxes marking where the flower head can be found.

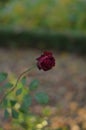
[36,51,55,71]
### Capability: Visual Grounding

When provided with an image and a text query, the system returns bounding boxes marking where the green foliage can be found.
[0,0,86,31]
[3,99,8,107]
[0,28,86,54]
[22,94,32,108]
[21,76,26,86]
[3,82,13,89]
[42,107,52,117]
[12,108,19,119]
[20,122,28,129]
[10,100,17,107]
[4,109,10,119]
[16,88,22,96]
[56,128,63,130]
[35,92,49,105]
[29,79,39,91]
[0,0,86,54]
[0,72,8,82]
[0,72,50,130]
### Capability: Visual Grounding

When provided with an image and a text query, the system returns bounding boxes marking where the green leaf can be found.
[3,99,8,107]
[19,105,27,113]
[0,83,13,93]
[16,88,22,96]
[3,82,13,89]
[19,94,32,113]
[22,94,32,109]
[12,109,19,119]
[10,100,17,107]
[4,109,10,119]
[0,72,8,82]
[35,92,49,105]
[21,76,26,86]
[29,79,39,91]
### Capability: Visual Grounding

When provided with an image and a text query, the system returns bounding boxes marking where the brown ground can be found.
[0,48,86,129]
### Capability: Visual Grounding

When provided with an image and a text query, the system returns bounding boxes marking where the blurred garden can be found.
[0,0,86,130]
[0,0,86,53]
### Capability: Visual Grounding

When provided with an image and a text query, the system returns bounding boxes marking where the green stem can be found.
[0,65,36,105]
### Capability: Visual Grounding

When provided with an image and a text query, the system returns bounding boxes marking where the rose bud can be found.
[36,51,55,71]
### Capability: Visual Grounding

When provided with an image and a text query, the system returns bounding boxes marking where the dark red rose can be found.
[36,51,55,71]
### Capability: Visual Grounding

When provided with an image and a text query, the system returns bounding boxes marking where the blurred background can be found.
[0,0,86,130]
[0,0,86,53]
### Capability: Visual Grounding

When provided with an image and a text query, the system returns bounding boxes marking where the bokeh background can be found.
[0,0,86,130]
[0,0,86,53]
